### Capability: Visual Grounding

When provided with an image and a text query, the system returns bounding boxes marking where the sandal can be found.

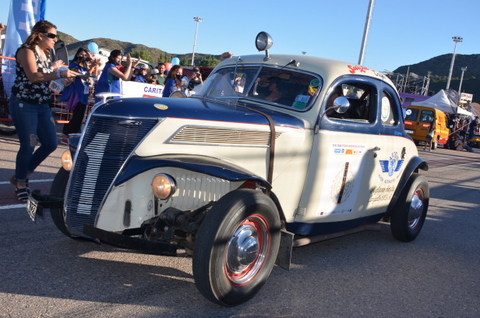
[9,175,29,188]
[15,187,30,203]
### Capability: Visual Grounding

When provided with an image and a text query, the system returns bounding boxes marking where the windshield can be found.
[195,64,322,111]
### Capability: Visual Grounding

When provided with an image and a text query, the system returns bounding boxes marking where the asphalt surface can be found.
[0,131,479,318]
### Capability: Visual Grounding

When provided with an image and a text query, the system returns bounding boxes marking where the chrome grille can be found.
[167,173,232,211]
[169,126,281,146]
[65,115,158,236]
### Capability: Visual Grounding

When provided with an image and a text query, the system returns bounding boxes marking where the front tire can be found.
[193,189,281,306]
[50,167,76,238]
[390,173,429,242]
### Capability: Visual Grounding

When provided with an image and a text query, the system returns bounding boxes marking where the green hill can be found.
[57,31,217,67]
[393,54,480,102]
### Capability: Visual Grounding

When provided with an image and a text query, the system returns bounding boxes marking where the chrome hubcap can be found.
[225,215,269,285]
[408,189,424,229]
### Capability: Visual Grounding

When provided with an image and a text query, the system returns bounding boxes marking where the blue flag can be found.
[1,0,46,97]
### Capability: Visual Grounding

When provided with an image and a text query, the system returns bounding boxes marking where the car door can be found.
[292,76,415,234]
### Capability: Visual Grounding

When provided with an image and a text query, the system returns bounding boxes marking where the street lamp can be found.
[446,36,463,90]
[458,66,467,105]
[358,0,376,65]
[191,17,203,66]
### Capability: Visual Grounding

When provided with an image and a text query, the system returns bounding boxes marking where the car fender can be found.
[387,156,428,213]
[115,154,272,190]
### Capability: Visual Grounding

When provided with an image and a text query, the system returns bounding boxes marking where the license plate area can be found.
[26,194,42,222]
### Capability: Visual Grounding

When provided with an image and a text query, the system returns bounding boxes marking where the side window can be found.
[326,82,375,123]
[381,92,397,126]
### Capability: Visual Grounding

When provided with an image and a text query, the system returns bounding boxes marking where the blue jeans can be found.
[9,94,58,182]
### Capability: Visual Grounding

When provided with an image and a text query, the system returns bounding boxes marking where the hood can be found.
[92,97,305,130]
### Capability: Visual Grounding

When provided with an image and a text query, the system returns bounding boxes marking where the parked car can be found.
[404,105,450,149]
[28,32,429,306]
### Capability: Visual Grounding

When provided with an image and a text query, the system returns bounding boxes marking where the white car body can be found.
[31,33,429,306]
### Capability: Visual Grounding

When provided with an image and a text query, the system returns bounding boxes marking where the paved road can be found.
[0,133,479,318]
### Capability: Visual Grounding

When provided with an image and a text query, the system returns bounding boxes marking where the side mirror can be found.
[316,96,351,133]
[332,96,350,114]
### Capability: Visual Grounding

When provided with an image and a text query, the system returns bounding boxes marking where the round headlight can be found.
[61,150,73,171]
[255,31,273,52]
[152,174,176,200]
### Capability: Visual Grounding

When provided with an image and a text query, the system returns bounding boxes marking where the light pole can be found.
[458,66,467,105]
[191,17,203,66]
[446,36,462,90]
[358,0,376,65]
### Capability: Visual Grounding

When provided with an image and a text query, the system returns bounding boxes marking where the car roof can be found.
[218,54,395,88]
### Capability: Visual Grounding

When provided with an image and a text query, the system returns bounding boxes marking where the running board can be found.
[275,224,382,270]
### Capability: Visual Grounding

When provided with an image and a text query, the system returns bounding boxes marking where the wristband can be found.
[56,70,61,79]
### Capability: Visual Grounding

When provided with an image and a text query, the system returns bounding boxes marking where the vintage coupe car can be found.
[28,32,429,306]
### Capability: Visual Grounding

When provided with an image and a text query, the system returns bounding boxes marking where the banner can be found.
[1,0,46,97]
[121,81,164,98]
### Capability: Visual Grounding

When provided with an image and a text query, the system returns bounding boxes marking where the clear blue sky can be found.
[1,0,479,74]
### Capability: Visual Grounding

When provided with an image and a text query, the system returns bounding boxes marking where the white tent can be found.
[412,90,473,117]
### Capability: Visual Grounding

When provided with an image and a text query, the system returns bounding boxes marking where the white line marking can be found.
[0,179,54,185]
[1,179,54,210]
[0,204,26,210]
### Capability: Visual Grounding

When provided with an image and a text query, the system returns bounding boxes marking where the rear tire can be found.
[193,189,281,306]
[390,173,429,242]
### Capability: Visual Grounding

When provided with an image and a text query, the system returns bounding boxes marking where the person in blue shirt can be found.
[162,65,183,97]
[60,47,99,144]
[135,65,149,83]
[468,116,478,140]
[95,50,139,102]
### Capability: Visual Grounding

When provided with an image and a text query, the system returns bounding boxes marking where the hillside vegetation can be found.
[56,31,480,102]
[58,31,219,67]
[393,54,480,102]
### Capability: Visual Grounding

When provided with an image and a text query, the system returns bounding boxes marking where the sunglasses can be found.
[43,33,58,39]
